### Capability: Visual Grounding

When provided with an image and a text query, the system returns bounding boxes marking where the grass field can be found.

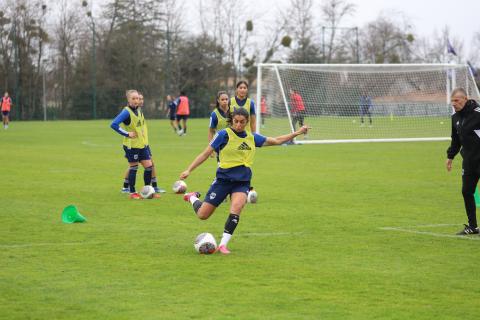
[260,116,450,139]
[1,119,479,319]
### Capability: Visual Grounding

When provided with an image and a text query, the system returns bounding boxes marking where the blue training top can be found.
[209,129,266,181]
[360,96,372,108]
[168,101,176,113]
[110,106,139,137]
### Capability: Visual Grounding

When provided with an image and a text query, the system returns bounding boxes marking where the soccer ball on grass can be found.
[172,180,187,194]
[194,233,217,254]
[140,185,156,199]
[247,189,258,203]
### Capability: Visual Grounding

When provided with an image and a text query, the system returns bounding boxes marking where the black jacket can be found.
[447,99,480,172]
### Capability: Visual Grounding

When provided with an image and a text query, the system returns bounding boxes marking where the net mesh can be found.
[257,64,480,143]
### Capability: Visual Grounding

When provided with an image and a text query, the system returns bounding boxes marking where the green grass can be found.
[260,116,450,139]
[1,119,479,319]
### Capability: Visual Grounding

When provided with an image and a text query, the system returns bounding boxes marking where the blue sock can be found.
[144,166,153,186]
[128,165,138,193]
[151,176,158,188]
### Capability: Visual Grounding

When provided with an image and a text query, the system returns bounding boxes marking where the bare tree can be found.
[285,0,322,63]
[321,0,356,63]
[412,26,464,64]
[469,32,480,66]
[0,1,15,90]
[197,0,253,83]
[361,12,415,63]
[54,0,83,113]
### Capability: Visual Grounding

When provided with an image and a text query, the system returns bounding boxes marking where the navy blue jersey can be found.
[360,96,372,108]
[209,129,266,181]
[168,101,176,113]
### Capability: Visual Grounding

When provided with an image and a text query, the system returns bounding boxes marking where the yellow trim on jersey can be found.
[218,128,255,169]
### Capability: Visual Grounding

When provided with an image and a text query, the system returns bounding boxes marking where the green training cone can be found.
[475,188,480,207]
[61,205,87,223]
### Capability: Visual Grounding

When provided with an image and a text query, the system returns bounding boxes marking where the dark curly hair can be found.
[227,107,249,126]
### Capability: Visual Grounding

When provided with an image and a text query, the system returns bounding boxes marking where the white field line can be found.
[395,223,459,228]
[82,141,200,150]
[81,141,111,147]
[0,241,106,249]
[0,232,304,249]
[239,232,304,237]
[379,226,480,241]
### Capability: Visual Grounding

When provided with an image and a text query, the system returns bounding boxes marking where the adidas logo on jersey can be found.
[237,142,251,150]
[474,107,480,113]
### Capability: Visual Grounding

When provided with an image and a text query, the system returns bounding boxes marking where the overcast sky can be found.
[90,0,480,58]
[177,0,480,57]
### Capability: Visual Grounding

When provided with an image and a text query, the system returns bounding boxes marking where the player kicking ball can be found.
[179,108,309,254]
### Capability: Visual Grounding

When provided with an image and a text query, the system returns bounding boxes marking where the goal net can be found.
[256,64,480,143]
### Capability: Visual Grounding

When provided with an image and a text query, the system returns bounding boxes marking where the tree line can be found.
[0,0,478,120]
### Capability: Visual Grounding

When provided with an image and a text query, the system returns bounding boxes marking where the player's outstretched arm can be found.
[180,145,215,179]
[263,125,309,146]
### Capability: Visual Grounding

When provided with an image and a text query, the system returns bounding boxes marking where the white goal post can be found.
[255,63,480,144]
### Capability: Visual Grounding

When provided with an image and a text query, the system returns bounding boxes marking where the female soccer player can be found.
[166,95,180,133]
[180,108,309,254]
[230,81,256,132]
[110,90,157,199]
[120,93,165,194]
[174,91,190,135]
[1,92,12,129]
[208,91,230,142]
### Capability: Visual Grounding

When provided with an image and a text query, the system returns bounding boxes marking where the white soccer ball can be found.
[140,185,155,199]
[194,232,217,254]
[247,189,258,203]
[172,180,187,194]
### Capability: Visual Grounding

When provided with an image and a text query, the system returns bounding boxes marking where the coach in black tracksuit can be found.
[446,88,480,235]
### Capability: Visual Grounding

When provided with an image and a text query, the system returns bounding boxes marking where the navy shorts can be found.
[176,114,189,121]
[169,114,176,121]
[123,146,151,163]
[204,178,250,207]
[2,111,9,116]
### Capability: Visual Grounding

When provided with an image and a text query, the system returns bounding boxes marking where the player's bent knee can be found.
[197,204,215,220]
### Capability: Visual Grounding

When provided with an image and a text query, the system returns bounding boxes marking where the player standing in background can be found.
[110,90,157,199]
[260,96,268,128]
[230,80,256,133]
[120,93,165,194]
[208,91,230,142]
[1,92,12,129]
[179,108,309,254]
[446,88,480,235]
[166,95,180,133]
[289,88,307,138]
[174,91,190,136]
[360,93,373,127]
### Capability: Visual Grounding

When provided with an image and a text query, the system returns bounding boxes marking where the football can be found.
[172,180,187,194]
[194,232,217,254]
[247,189,258,203]
[140,185,155,199]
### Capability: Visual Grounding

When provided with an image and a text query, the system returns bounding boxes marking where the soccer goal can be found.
[256,63,480,144]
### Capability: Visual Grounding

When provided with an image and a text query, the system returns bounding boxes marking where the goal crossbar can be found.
[256,63,480,144]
